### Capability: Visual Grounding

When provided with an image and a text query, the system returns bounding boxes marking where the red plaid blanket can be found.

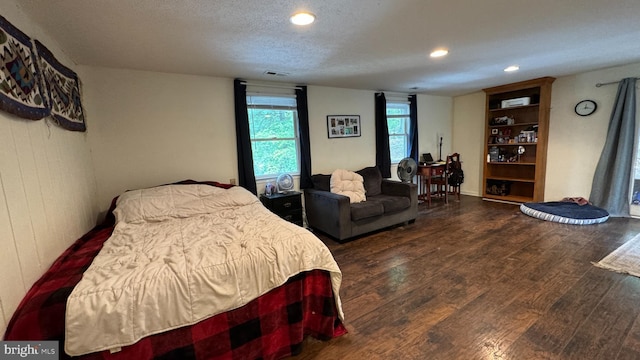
[4,181,346,359]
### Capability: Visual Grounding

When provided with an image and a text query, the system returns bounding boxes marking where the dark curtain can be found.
[408,94,419,162]
[589,77,637,217]
[233,79,257,195]
[296,86,313,189]
[375,92,391,178]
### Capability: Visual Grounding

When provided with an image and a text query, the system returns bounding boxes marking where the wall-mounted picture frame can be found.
[327,115,361,138]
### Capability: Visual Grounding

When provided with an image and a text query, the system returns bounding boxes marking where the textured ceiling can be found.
[14,0,640,96]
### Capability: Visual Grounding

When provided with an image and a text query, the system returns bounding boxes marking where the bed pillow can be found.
[114,184,229,223]
[330,169,366,203]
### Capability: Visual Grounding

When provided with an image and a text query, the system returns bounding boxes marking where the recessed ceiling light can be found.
[430,49,449,58]
[504,65,520,72]
[290,12,315,26]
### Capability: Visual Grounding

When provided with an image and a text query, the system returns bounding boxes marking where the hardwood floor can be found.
[295,195,640,360]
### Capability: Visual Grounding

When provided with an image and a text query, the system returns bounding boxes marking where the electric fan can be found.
[275,173,294,193]
[397,157,417,183]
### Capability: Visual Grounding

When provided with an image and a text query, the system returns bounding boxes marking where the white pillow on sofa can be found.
[330,169,366,203]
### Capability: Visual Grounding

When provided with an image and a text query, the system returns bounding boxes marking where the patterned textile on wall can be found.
[0,15,49,120]
[35,40,86,131]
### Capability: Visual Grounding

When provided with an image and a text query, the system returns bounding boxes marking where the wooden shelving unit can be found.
[482,77,555,204]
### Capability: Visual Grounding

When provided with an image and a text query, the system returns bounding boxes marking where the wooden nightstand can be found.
[260,191,303,226]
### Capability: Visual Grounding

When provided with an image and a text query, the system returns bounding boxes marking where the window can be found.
[247,95,300,178]
[386,101,411,163]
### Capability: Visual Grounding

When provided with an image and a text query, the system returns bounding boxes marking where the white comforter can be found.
[65,184,343,356]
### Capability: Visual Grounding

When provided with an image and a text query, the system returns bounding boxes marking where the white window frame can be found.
[386,101,411,164]
[246,95,301,179]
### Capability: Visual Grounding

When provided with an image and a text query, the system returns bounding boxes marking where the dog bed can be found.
[520,201,609,225]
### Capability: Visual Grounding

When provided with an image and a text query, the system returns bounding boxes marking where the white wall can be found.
[451,61,640,201]
[452,92,485,196]
[81,67,237,210]
[546,62,640,201]
[418,94,454,161]
[84,69,454,201]
[307,86,376,174]
[0,2,98,337]
[308,89,453,181]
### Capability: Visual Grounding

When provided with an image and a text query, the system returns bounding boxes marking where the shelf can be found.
[485,176,535,183]
[483,194,534,204]
[489,103,539,112]
[487,143,537,146]
[482,77,555,203]
[487,162,536,166]
[489,122,538,128]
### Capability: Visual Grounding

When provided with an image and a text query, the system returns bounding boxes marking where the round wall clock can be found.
[575,100,597,116]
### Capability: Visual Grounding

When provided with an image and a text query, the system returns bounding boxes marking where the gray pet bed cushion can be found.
[520,201,609,225]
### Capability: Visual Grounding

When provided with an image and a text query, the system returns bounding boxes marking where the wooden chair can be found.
[446,153,463,200]
[429,163,449,204]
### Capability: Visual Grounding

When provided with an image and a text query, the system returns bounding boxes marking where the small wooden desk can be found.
[417,163,447,206]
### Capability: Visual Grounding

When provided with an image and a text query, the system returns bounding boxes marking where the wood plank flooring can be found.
[295,195,640,360]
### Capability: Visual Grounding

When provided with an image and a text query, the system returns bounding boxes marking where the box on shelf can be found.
[519,130,536,143]
[501,97,530,108]
[490,116,515,126]
[486,180,511,196]
[489,146,500,162]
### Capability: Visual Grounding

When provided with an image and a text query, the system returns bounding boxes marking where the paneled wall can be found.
[0,2,99,337]
[0,118,98,337]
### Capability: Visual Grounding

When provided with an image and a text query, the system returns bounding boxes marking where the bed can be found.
[4,180,346,359]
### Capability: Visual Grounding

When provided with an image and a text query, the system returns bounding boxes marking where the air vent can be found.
[264,70,289,77]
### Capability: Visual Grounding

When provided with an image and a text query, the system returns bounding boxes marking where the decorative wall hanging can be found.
[0,15,49,120]
[35,40,86,131]
[327,115,361,138]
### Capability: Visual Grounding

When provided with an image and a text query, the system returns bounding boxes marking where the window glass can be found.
[386,102,411,163]
[247,96,300,178]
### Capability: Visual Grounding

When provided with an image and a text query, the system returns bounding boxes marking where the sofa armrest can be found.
[381,180,416,198]
[304,188,351,239]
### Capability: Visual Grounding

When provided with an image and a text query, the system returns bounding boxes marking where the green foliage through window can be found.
[247,95,300,178]
[387,102,410,163]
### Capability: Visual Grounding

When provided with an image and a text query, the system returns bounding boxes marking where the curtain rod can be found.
[595,77,639,87]
[240,81,303,90]
[377,91,415,97]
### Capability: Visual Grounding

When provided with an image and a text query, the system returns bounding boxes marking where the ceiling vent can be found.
[264,70,289,77]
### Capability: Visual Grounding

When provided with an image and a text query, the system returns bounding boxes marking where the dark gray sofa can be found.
[304,166,418,242]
